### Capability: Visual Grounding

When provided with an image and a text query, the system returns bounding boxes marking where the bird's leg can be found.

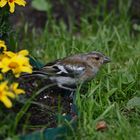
[57,84,76,91]
[69,91,75,98]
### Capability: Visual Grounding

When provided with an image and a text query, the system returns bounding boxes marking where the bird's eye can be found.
[95,57,100,60]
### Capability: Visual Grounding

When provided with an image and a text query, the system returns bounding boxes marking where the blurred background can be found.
[9,0,140,62]
[10,0,140,29]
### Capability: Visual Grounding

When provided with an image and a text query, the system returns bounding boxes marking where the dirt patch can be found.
[14,75,75,133]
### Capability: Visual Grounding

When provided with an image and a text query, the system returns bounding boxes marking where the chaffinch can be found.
[22,51,111,91]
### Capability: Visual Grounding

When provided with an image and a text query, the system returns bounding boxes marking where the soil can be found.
[15,75,76,133]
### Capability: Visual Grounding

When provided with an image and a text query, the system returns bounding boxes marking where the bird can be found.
[21,51,111,91]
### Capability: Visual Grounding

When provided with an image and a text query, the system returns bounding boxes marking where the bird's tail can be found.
[20,70,49,79]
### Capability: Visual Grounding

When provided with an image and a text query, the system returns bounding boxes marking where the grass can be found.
[0,1,140,140]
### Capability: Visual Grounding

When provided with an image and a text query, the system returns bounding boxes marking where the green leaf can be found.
[29,56,44,69]
[31,0,51,12]
[127,97,140,108]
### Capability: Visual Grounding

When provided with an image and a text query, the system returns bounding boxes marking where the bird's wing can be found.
[21,56,86,78]
[41,59,86,78]
[63,64,85,76]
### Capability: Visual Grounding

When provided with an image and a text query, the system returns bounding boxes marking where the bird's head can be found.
[86,51,111,68]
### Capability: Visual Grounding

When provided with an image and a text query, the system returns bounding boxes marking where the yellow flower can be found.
[0,73,3,80]
[0,81,15,108]
[0,0,26,13]
[0,50,32,77]
[10,82,25,94]
[0,40,7,52]
[4,49,29,58]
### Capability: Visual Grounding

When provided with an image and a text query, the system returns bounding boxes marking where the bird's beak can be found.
[103,56,111,63]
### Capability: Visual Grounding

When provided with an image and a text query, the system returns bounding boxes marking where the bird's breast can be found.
[50,76,77,85]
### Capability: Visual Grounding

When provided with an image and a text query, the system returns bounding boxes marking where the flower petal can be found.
[18,50,29,56]
[0,40,7,51]
[1,67,10,73]
[22,66,32,73]
[15,89,25,94]
[1,96,12,108]
[15,0,26,6]
[0,0,7,7]
[4,51,16,57]
[0,74,3,80]
[8,1,15,13]
[6,91,15,98]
